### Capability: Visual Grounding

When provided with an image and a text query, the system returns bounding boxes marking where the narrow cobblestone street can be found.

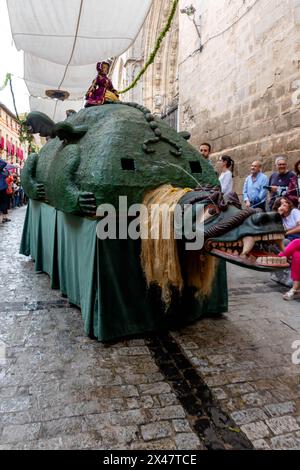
[0,206,300,450]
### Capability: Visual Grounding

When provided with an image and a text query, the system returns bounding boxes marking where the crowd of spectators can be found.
[199,145,300,301]
[0,159,26,224]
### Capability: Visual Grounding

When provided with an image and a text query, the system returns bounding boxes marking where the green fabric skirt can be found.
[20,201,228,342]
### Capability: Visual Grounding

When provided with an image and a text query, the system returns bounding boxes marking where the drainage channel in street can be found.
[146,333,253,450]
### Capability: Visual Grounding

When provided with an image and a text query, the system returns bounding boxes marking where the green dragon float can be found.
[20,102,288,341]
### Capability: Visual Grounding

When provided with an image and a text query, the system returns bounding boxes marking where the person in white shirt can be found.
[271,196,300,291]
[218,155,234,196]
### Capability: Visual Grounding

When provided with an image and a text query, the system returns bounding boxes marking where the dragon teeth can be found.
[259,233,285,241]
[256,256,288,265]
[242,236,255,255]
[211,234,286,254]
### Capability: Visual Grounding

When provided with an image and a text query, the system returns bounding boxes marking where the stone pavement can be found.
[0,206,299,450]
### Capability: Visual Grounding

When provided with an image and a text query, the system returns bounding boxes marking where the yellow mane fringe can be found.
[141,184,217,306]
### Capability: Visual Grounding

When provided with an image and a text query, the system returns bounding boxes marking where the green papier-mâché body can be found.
[20,102,287,341]
[22,103,219,212]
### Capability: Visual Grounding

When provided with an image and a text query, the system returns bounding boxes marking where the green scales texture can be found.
[21,102,218,214]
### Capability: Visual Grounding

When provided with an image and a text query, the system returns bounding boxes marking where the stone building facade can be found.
[111,0,179,126]
[112,0,300,195]
[0,102,27,169]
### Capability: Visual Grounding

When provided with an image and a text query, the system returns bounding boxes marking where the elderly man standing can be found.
[268,156,295,210]
[243,161,268,211]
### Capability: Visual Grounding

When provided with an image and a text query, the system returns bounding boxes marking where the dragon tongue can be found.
[241,236,255,255]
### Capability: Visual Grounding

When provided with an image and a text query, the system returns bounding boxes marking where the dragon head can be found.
[179,185,288,271]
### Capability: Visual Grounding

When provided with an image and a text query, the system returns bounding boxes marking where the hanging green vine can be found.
[0,73,12,91]
[118,0,179,94]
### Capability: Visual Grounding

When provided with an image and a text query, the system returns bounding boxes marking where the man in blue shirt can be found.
[243,160,268,211]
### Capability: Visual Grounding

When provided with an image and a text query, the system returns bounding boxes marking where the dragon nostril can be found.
[252,213,270,225]
[273,212,282,223]
[252,211,283,225]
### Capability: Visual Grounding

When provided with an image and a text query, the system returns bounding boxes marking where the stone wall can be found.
[178,0,300,195]
[112,0,300,197]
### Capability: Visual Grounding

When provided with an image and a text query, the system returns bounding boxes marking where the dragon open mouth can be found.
[206,233,289,270]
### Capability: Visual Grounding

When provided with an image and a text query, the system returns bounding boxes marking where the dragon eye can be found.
[189,161,202,173]
[121,158,135,171]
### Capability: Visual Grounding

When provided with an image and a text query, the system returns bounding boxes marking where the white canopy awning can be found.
[7,0,152,121]
[24,52,97,120]
[29,96,84,121]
